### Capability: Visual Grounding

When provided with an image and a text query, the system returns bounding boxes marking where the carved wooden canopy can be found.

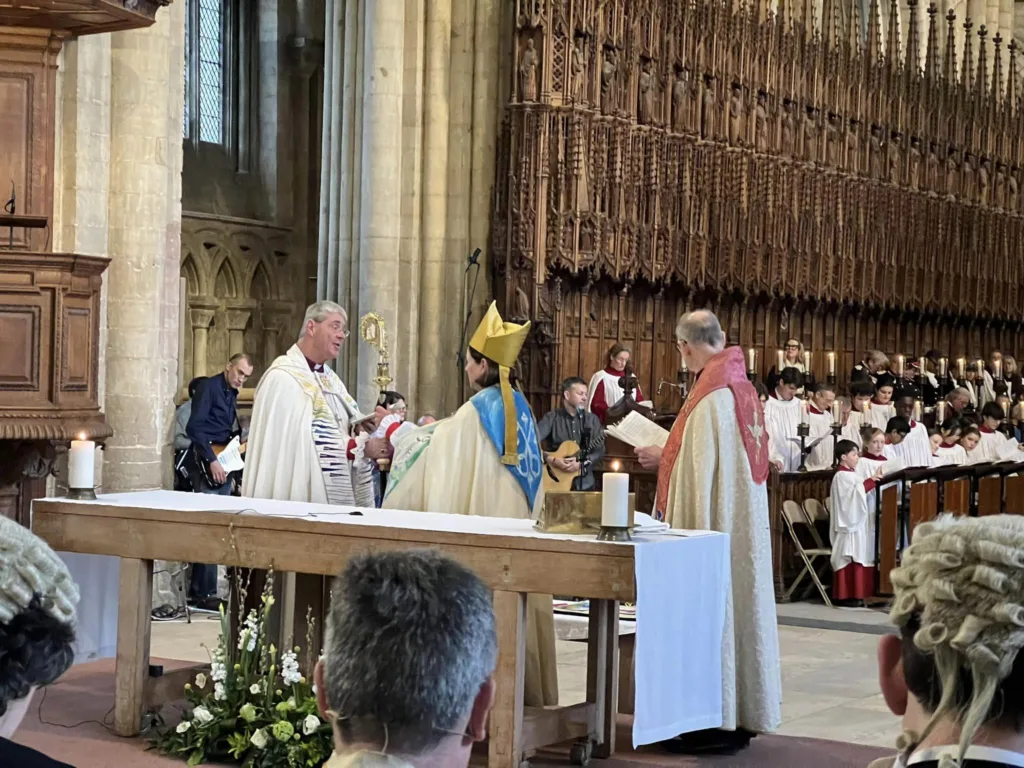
[0,0,170,35]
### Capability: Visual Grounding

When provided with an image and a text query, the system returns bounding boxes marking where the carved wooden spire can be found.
[823,0,840,49]
[906,0,921,73]
[962,16,974,90]
[943,8,958,86]
[924,2,938,80]
[885,0,901,70]
[867,0,883,63]
[1008,38,1019,114]
[975,25,988,108]
[992,32,1003,108]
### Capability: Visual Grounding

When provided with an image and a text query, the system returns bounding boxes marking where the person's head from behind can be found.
[886,416,911,446]
[299,301,348,365]
[947,388,970,414]
[375,391,407,424]
[0,517,79,738]
[776,367,802,401]
[224,353,253,390]
[863,428,885,457]
[315,550,497,767]
[877,515,1024,765]
[981,402,1004,431]
[187,376,205,401]
[866,349,890,374]
[674,310,726,373]
[836,439,860,470]
[561,377,588,412]
[961,426,981,453]
[851,381,876,413]
[754,380,769,404]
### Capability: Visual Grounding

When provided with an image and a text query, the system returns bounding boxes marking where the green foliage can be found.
[151,573,333,767]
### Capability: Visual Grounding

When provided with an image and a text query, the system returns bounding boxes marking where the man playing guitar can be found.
[186,353,252,493]
[537,376,606,491]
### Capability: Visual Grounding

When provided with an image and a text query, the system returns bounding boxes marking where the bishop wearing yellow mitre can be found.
[383,301,557,707]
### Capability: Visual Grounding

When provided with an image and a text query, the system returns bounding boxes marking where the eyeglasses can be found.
[785,344,800,349]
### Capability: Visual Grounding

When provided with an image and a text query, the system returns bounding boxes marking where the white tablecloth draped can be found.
[36,491,730,745]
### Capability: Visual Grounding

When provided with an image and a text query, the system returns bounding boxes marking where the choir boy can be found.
[829,440,884,603]
[932,417,967,466]
[888,394,933,467]
[806,384,837,470]
[842,381,878,443]
[977,402,1010,461]
[960,425,983,464]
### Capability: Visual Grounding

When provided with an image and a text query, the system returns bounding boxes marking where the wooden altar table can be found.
[31,492,728,768]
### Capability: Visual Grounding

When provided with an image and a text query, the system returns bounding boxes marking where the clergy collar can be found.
[940,440,960,448]
[980,425,997,434]
[305,356,325,373]
[910,420,917,429]
[837,464,855,472]
[808,404,825,415]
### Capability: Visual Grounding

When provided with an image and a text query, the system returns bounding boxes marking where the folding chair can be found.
[782,499,833,607]
[802,497,829,548]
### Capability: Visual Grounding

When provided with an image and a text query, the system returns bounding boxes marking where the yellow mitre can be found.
[469,302,530,465]
[468,302,530,368]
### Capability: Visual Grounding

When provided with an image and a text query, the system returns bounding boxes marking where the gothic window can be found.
[183,0,253,165]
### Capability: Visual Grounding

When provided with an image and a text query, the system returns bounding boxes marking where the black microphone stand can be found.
[577,407,590,490]
[456,247,482,402]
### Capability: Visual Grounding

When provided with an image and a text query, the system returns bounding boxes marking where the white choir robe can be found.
[980,371,996,408]
[978,427,1008,462]
[382,396,558,708]
[933,443,968,466]
[829,468,877,600]
[866,402,896,432]
[806,409,835,470]
[764,396,804,472]
[883,422,932,468]
[842,410,871,444]
[663,388,782,733]
[964,445,987,465]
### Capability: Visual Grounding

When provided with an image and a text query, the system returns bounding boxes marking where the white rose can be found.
[192,706,214,725]
[176,720,191,734]
[302,714,321,735]
[251,728,268,749]
[249,683,261,695]
[194,673,207,689]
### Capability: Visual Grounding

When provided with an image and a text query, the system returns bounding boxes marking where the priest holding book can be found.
[635,310,781,755]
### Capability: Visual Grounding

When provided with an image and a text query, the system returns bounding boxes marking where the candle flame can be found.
[77,432,86,441]
[611,460,621,472]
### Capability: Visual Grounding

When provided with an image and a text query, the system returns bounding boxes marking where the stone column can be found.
[190,307,216,379]
[103,4,185,492]
[261,315,283,373]
[224,308,252,358]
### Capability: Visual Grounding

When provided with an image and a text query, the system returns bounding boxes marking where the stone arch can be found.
[250,260,273,300]
[180,252,201,296]
[179,230,212,296]
[211,248,240,298]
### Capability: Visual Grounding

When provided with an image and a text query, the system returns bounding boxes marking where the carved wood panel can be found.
[495,0,1024,413]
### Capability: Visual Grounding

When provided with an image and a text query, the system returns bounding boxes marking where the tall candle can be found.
[802,350,811,371]
[680,359,688,374]
[831,401,841,424]
[1003,400,1011,420]
[995,359,1003,379]
[937,400,946,424]
[601,462,629,528]
[918,356,926,373]
[862,400,870,414]
[68,435,95,490]
[913,400,922,422]
[747,348,756,373]
[977,359,985,375]
[938,357,947,377]
[957,357,966,378]
[776,349,785,372]
[801,400,809,426]
[827,351,836,376]
[895,355,905,376]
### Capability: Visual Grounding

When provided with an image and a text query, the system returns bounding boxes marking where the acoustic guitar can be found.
[543,440,581,492]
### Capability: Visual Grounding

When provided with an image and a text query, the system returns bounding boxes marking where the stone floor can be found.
[141,600,902,750]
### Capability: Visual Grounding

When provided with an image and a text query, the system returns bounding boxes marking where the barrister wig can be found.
[889,514,1024,768]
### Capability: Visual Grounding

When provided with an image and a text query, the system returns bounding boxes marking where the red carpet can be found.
[14,660,891,767]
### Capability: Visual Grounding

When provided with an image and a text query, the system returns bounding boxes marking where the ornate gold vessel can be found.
[536,491,637,534]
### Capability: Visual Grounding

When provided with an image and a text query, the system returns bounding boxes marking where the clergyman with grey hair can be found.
[635,309,782,755]
[314,550,497,768]
[243,300,390,506]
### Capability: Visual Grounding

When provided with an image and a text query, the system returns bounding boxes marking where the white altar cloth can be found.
[35,491,730,747]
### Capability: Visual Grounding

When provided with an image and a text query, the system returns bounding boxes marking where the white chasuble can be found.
[829,469,876,572]
[242,345,373,507]
[381,386,558,708]
[663,387,782,733]
[764,396,803,472]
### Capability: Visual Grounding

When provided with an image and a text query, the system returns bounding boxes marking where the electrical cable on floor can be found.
[34,684,116,734]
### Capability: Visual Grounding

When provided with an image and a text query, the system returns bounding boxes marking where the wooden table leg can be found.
[114,557,153,737]
[489,590,526,768]
[586,599,620,758]
[618,633,635,716]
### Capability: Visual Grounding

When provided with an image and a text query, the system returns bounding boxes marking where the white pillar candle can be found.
[1003,400,1010,419]
[995,359,1003,379]
[938,357,947,377]
[831,401,841,424]
[918,356,926,373]
[913,400,922,422]
[827,351,835,376]
[601,465,629,528]
[747,348,756,373]
[68,437,95,490]
[956,357,966,378]
[801,400,809,426]
[895,355,905,376]
[802,350,811,371]
[776,349,785,371]
[937,401,946,425]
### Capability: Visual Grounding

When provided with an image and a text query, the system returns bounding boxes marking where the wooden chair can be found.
[782,499,834,607]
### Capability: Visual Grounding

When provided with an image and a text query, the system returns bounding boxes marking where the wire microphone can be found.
[4,181,14,215]
[465,247,481,272]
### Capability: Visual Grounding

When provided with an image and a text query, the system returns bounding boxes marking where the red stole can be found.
[656,347,770,516]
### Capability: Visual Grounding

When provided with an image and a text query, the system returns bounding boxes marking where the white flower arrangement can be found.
[152,572,331,767]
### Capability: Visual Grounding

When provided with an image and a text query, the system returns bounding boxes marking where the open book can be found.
[995,438,1024,462]
[606,410,670,449]
[786,434,830,450]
